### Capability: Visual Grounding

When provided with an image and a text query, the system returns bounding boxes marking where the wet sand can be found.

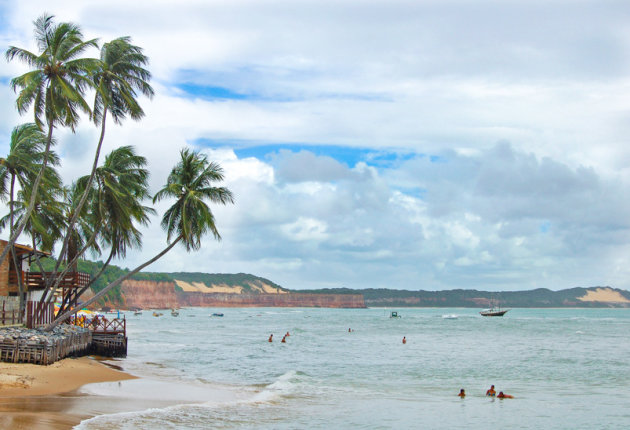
[0,356,136,429]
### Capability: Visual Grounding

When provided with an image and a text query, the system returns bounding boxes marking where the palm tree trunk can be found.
[52,108,108,276]
[10,246,26,320]
[9,174,15,243]
[0,122,54,267]
[45,235,182,330]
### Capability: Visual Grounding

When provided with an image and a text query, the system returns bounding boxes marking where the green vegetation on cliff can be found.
[167,272,287,293]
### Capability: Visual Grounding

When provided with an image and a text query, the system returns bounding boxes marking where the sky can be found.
[1,0,630,292]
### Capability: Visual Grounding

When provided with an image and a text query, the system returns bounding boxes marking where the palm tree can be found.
[0,123,60,240]
[1,14,98,267]
[48,149,234,329]
[0,123,62,315]
[57,146,154,313]
[55,37,154,272]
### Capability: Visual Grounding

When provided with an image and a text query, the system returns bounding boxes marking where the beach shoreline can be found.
[0,356,137,430]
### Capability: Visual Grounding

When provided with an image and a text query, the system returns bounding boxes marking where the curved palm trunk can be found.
[53,108,108,276]
[0,123,54,267]
[46,235,182,330]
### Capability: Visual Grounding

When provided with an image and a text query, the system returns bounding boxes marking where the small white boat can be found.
[389,311,401,318]
[171,309,179,317]
[134,310,142,316]
[442,314,458,319]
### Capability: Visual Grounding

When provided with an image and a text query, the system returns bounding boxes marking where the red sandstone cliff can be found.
[122,280,180,309]
[121,279,365,309]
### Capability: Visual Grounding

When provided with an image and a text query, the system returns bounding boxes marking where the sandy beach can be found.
[0,356,136,430]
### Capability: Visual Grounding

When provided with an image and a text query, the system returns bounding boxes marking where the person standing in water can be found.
[486,385,496,396]
[268,334,273,342]
[402,336,407,344]
[458,389,465,398]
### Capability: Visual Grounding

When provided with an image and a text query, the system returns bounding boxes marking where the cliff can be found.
[121,280,180,309]
[120,280,365,309]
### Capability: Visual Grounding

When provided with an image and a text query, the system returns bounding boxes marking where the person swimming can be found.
[281,335,286,343]
[268,334,273,342]
[285,331,290,337]
[486,385,496,396]
[402,336,407,344]
[458,389,465,398]
[497,391,513,399]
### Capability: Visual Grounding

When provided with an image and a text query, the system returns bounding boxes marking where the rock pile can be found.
[0,325,92,365]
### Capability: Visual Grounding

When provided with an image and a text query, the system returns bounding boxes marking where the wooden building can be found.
[0,239,90,326]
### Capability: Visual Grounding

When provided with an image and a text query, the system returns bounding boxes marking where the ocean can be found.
[75,307,630,429]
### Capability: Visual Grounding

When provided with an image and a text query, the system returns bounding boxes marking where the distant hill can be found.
[293,286,630,308]
[39,258,630,308]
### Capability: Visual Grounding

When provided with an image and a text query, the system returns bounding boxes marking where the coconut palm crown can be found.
[5,14,98,131]
[153,148,235,251]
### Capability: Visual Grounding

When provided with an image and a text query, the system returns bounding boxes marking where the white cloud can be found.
[2,0,630,291]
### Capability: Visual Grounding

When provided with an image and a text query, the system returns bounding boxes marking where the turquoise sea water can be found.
[76,308,630,429]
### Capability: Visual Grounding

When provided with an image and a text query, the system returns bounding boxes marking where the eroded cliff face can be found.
[121,280,179,309]
[121,279,366,309]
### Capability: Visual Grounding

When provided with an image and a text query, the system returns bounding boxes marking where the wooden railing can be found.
[26,301,55,328]
[71,315,126,336]
[25,271,91,289]
[7,271,90,290]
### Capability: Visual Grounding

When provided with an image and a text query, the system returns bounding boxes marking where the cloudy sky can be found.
[1,0,630,291]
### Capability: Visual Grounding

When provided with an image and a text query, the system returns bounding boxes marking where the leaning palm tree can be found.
[54,37,154,273]
[56,146,154,314]
[48,149,234,329]
[1,14,98,267]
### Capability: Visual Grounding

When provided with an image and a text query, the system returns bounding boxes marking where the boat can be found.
[389,311,401,318]
[152,311,163,317]
[442,314,458,319]
[480,308,509,317]
[211,312,224,317]
[134,310,142,316]
[171,309,179,317]
[480,297,509,317]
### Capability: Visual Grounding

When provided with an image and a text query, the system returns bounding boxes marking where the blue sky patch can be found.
[196,139,423,169]
[539,221,551,233]
[175,83,252,100]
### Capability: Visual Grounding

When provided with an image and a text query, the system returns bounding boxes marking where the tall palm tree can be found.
[55,37,154,272]
[57,146,154,313]
[48,149,234,329]
[1,14,98,267]
[0,123,62,316]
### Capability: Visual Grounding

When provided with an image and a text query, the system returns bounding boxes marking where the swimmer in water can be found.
[486,385,496,397]
[268,334,273,342]
[281,335,286,343]
[497,391,513,399]
[402,336,406,344]
[285,331,290,337]
[458,389,465,398]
